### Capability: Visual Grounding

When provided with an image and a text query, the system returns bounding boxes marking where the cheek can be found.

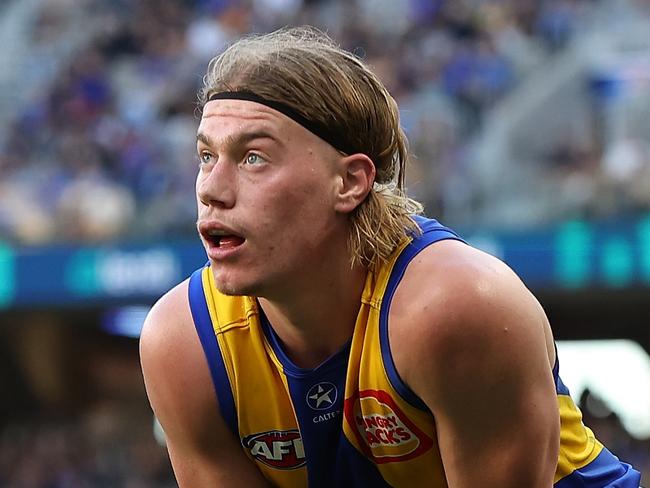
[248,187,327,249]
[275,181,331,223]
[242,165,337,242]
[272,190,335,251]
[195,174,204,212]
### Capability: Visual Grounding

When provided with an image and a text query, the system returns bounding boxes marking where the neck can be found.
[258,259,367,370]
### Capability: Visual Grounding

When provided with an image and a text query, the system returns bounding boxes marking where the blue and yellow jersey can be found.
[188,216,640,487]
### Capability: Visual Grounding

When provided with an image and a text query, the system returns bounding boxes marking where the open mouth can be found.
[198,221,246,253]
[206,234,245,249]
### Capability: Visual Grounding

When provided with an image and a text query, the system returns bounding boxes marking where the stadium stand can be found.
[5,0,647,244]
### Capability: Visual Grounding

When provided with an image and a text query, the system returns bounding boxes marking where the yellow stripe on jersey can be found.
[202,267,308,487]
[342,255,449,487]
[554,394,603,484]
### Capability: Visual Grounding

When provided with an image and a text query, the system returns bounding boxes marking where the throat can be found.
[256,264,368,369]
[264,317,352,370]
[258,301,359,370]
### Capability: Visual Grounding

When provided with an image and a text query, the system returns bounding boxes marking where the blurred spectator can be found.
[579,389,650,484]
[0,0,647,243]
[0,0,616,242]
[0,319,176,488]
[0,406,176,488]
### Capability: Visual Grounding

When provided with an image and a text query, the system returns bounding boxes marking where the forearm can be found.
[169,442,272,488]
[441,443,556,488]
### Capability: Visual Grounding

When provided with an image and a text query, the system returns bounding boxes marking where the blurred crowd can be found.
[0,317,177,488]
[0,0,624,244]
[0,406,175,488]
[579,390,650,484]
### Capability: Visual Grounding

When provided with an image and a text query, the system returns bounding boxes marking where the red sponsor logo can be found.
[242,430,305,470]
[344,389,433,464]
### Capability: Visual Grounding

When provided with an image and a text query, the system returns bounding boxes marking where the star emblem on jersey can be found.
[306,382,337,411]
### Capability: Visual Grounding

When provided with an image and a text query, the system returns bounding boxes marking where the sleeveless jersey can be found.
[188,216,641,487]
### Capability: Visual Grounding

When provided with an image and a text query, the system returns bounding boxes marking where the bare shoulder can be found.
[140,278,270,486]
[389,239,546,333]
[140,279,194,372]
[140,279,200,399]
[389,239,554,401]
[139,278,216,438]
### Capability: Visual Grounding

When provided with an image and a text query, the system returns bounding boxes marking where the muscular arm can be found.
[139,280,270,487]
[391,241,559,488]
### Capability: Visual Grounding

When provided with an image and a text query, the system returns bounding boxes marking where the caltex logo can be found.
[306,382,337,411]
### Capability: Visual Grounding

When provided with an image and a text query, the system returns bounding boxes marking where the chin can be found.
[211,269,261,297]
[215,283,257,297]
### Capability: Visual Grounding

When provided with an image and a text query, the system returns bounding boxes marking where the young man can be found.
[140,27,641,487]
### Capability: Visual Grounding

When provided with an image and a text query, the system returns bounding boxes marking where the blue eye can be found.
[245,153,265,165]
[200,152,214,165]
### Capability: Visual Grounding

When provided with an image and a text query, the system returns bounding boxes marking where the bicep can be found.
[140,282,270,487]
[429,292,559,487]
[432,349,559,488]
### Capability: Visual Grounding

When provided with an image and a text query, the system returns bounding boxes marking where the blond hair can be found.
[200,26,423,269]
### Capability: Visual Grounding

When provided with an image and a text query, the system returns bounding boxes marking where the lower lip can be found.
[205,239,245,261]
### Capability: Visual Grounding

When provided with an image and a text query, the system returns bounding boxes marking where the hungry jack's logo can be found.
[242,430,306,470]
[344,389,433,464]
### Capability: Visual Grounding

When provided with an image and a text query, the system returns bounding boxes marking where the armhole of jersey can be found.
[379,222,465,412]
[188,267,239,435]
[553,342,570,395]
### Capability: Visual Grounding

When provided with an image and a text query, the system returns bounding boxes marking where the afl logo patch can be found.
[306,381,337,411]
[344,389,433,464]
[242,430,305,470]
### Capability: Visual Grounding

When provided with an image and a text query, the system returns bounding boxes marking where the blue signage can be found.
[4,240,206,308]
[0,243,15,306]
[464,215,650,289]
[2,214,650,309]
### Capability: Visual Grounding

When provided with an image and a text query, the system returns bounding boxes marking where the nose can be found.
[196,160,237,209]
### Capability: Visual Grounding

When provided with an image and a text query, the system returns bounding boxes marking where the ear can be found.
[333,153,376,214]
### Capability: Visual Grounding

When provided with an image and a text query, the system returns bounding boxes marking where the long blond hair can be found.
[200,26,423,269]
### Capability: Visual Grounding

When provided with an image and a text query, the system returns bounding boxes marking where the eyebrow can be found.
[196,130,283,151]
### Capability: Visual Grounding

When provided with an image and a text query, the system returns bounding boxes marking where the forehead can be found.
[199,99,296,140]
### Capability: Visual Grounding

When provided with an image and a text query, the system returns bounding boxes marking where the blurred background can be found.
[1,0,649,485]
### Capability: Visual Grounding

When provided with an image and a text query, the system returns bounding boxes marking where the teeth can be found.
[208,229,227,236]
